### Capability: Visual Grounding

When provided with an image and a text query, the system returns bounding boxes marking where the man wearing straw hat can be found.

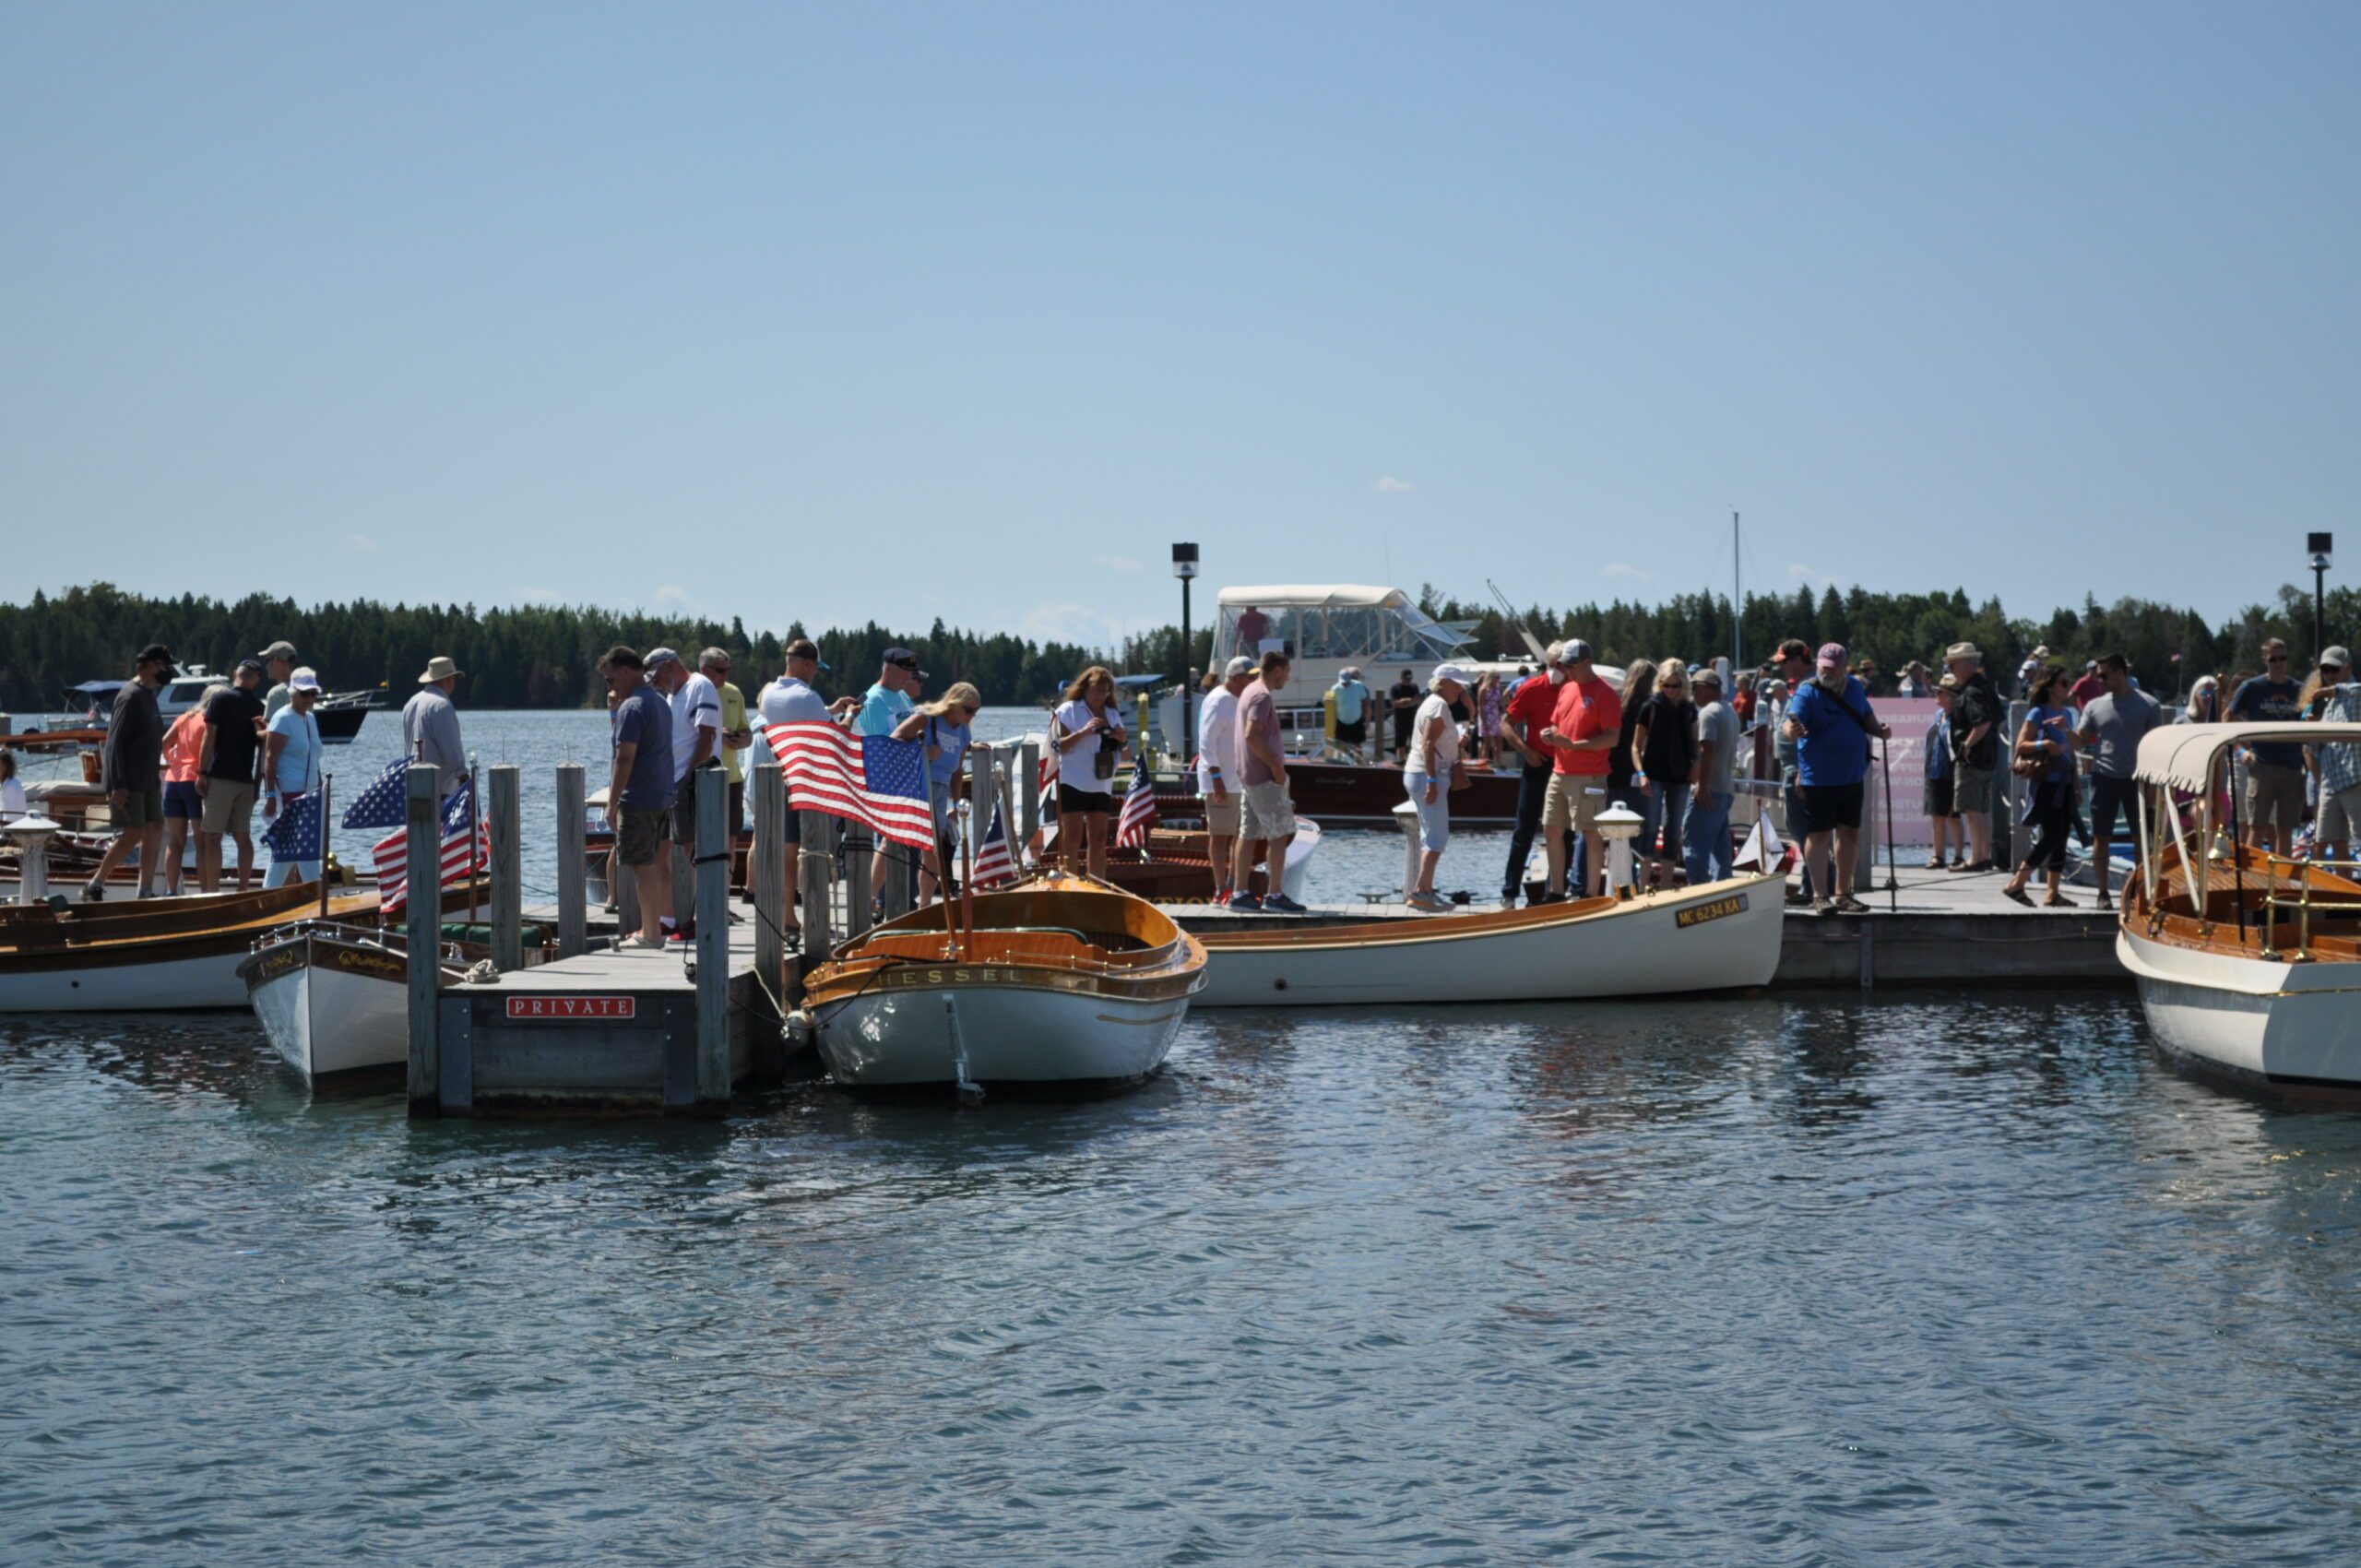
[402,655,467,788]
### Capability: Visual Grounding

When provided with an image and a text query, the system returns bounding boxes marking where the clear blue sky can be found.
[5,3,2355,647]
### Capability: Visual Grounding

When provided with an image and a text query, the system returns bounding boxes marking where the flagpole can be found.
[466,755,481,927]
[318,772,333,921]
[959,800,976,961]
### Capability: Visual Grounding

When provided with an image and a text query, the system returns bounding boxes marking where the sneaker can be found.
[1834,895,1870,914]
[1213,888,1234,907]
[1407,891,1452,912]
[664,930,692,947]
[1811,897,1836,917]
[1228,893,1264,913]
[618,934,664,950]
[81,881,105,903]
[1262,895,1311,915]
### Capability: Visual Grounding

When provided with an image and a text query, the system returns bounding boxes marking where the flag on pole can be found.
[261,787,325,862]
[759,721,935,849]
[372,783,489,916]
[341,755,411,829]
[1115,752,1157,849]
[971,802,1017,887]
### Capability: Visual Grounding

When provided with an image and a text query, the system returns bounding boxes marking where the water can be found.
[9,715,2361,1562]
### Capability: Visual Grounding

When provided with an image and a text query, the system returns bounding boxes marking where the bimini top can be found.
[1216,585,1407,610]
[2134,722,2361,792]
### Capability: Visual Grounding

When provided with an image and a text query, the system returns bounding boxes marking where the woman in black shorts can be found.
[1050,665,1126,880]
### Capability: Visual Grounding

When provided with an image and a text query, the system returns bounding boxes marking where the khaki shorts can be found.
[2319,782,2361,844]
[1542,772,1604,836]
[113,785,164,829]
[1203,790,1242,836]
[617,806,668,868]
[1953,763,1995,815]
[2245,763,2307,845]
[1240,779,1296,841]
[199,779,256,836]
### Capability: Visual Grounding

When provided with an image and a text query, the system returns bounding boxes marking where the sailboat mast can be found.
[1732,510,1742,675]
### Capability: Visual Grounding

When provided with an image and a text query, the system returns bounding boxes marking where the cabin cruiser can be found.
[68,667,384,742]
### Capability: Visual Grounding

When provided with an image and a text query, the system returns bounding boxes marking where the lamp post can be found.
[1173,543,1199,762]
[2309,532,2334,664]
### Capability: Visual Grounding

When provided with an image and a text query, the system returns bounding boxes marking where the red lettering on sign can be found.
[504,995,637,1020]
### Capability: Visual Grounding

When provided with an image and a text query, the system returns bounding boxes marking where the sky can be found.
[5,3,2356,648]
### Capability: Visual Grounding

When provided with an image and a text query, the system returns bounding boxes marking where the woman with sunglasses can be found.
[894,681,991,904]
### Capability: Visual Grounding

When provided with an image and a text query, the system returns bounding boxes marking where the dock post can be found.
[798,809,835,961]
[881,837,914,921]
[694,764,730,1112]
[752,763,785,1005]
[555,762,587,958]
[843,824,873,939]
[1016,740,1041,861]
[405,764,443,1117]
[489,764,523,971]
[968,745,996,887]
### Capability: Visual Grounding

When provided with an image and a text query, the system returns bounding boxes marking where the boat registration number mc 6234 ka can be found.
[1676,894,1749,930]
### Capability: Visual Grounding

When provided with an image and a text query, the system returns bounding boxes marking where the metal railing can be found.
[2252,850,2361,963]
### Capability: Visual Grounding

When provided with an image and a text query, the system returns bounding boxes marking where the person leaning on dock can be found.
[2070,652,2167,909]
[2000,665,2078,909]
[702,648,752,834]
[262,668,326,888]
[1050,664,1127,883]
[1498,643,1570,906]
[82,643,173,901]
[1943,642,2001,873]
[1198,655,1254,904]
[1402,662,1473,911]
[1536,639,1619,902]
[893,682,991,905]
[257,639,298,720]
[600,647,674,948]
[401,656,467,790]
[1230,652,1307,914]
[647,647,720,944]
[196,658,267,893]
[1782,643,1889,916]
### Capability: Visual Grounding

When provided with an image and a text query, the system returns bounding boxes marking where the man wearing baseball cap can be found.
[1536,638,1619,900]
[1403,663,1473,909]
[1498,640,1572,905]
[82,643,176,900]
[255,639,299,720]
[1196,656,1257,903]
[854,647,927,911]
[1780,643,1890,914]
[262,667,326,886]
[752,636,856,941]
[1943,641,2001,873]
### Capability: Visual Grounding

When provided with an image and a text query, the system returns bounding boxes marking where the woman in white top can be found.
[1401,663,1472,910]
[0,750,25,822]
[1050,665,1127,881]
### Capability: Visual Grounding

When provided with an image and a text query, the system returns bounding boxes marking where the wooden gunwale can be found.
[1194,875,1777,952]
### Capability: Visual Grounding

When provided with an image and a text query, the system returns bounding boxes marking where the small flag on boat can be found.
[341,755,412,830]
[373,782,489,916]
[1115,752,1157,849]
[758,722,936,849]
[261,786,325,862]
[972,802,1017,887]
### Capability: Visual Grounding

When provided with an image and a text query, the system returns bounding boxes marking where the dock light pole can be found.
[2309,533,2334,664]
[1174,543,1200,762]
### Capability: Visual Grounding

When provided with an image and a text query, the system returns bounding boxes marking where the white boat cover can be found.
[1216,585,1407,610]
[2134,721,2361,791]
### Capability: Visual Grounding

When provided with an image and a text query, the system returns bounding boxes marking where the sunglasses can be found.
[2268,655,2290,663]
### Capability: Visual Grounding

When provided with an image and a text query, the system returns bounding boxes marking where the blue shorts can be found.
[1406,777,1450,853]
[163,780,204,820]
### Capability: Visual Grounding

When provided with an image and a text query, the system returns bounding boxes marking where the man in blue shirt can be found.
[1330,667,1373,761]
[1780,642,1889,915]
[2229,637,2307,851]
[857,647,925,909]
[601,646,676,948]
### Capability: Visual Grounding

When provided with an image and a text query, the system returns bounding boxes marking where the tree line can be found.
[0,580,2347,717]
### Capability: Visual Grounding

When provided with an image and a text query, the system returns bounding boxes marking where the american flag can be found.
[971,802,1016,887]
[261,786,325,862]
[760,722,935,849]
[373,782,489,916]
[341,754,411,829]
[1115,752,1157,849]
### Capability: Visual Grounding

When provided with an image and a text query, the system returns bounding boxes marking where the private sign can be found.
[505,996,636,1020]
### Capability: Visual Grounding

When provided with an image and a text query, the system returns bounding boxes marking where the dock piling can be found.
[694,764,730,1112]
[798,809,835,961]
[752,763,785,1006]
[490,764,523,972]
[405,764,443,1117]
[1016,740,1041,857]
[843,825,873,940]
[555,763,586,958]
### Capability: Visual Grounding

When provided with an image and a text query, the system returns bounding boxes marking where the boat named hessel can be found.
[2118,721,2361,1097]
[798,875,1207,1088]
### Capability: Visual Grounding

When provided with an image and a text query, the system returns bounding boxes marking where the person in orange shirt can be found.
[158,702,209,897]
[1536,639,1622,900]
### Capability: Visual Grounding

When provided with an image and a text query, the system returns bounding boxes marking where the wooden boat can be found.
[240,900,545,1081]
[0,880,379,1012]
[2118,722,2361,1098]
[1062,820,1321,903]
[1155,758,1524,826]
[796,874,1207,1089]
[1191,872,1786,1007]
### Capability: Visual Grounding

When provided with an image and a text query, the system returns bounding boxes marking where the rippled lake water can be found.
[8,992,2361,1565]
[7,714,2361,1563]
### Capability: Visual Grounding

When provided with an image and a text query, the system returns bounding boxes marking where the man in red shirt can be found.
[1499,651,1570,904]
[1538,639,1622,899]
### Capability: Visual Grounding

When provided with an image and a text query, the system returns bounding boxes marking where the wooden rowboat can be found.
[1191,872,1786,1007]
[797,875,1207,1089]
[0,880,380,1012]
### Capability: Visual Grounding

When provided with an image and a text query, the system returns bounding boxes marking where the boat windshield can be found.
[1216,596,1471,667]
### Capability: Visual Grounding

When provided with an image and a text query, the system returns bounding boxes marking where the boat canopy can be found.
[1213,584,1473,668]
[69,680,125,695]
[2134,722,2361,792]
